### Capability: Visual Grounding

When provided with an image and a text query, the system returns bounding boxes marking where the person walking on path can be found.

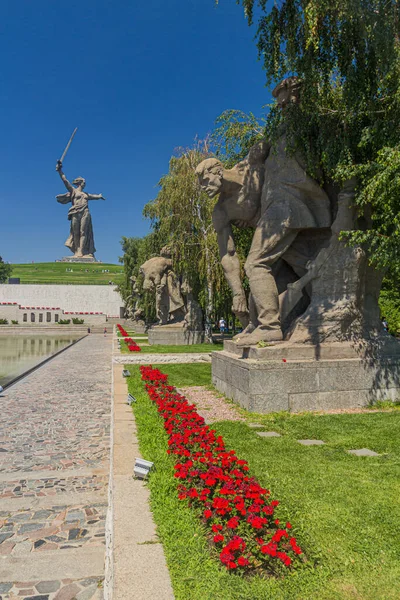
[104,327,107,336]
[219,318,226,336]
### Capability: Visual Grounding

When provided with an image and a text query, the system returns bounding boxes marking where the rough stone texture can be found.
[148,326,205,346]
[0,284,123,317]
[0,335,111,589]
[212,345,400,413]
[297,439,325,446]
[348,448,380,457]
[140,247,185,326]
[0,578,102,599]
[181,280,204,332]
[256,431,282,438]
[113,352,211,365]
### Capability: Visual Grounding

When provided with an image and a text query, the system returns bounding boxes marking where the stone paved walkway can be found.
[0,335,112,599]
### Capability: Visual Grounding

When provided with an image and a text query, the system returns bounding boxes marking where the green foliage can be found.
[58,319,71,325]
[118,236,144,304]
[378,271,400,334]
[72,317,84,324]
[11,320,18,325]
[119,341,222,354]
[372,399,400,410]
[342,147,400,267]
[234,0,400,268]
[0,318,9,325]
[212,109,265,167]
[118,233,162,323]
[0,256,12,283]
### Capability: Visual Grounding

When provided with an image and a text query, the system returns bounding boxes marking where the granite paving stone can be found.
[256,431,282,437]
[0,577,103,599]
[297,439,325,446]
[347,448,380,457]
[0,335,111,592]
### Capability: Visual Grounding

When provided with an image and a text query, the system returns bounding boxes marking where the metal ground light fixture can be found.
[122,369,131,378]
[127,393,136,405]
[134,458,154,480]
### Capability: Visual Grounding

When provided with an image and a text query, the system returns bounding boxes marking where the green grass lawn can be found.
[119,340,222,353]
[127,364,400,600]
[10,262,124,285]
[151,363,212,387]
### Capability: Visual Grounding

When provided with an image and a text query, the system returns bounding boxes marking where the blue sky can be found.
[0,0,271,264]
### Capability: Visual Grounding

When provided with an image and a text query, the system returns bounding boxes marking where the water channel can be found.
[0,334,81,387]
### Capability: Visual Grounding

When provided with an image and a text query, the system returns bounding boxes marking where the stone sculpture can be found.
[196,141,268,328]
[197,76,334,346]
[286,179,384,344]
[198,78,398,413]
[181,279,204,331]
[139,246,186,325]
[56,161,105,260]
[126,275,146,330]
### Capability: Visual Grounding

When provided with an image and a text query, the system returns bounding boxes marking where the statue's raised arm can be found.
[56,160,73,193]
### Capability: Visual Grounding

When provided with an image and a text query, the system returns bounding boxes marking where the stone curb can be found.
[113,353,212,364]
[109,329,174,599]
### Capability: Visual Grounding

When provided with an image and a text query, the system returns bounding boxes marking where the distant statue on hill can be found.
[56,160,105,259]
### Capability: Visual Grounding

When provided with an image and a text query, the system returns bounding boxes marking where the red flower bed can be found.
[117,324,141,352]
[139,365,303,574]
[117,323,128,336]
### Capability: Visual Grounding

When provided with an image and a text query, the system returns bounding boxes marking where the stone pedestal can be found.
[131,322,147,334]
[58,256,98,263]
[148,325,204,346]
[212,339,400,413]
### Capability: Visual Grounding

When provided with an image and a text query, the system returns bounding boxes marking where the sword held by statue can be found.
[56,127,78,170]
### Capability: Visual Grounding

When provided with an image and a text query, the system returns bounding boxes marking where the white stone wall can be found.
[0,305,19,321]
[0,284,123,317]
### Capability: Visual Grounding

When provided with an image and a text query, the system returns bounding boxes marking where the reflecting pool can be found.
[0,335,81,387]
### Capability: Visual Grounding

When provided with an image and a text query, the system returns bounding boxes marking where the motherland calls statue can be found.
[55,160,105,260]
[139,246,186,325]
[197,76,384,348]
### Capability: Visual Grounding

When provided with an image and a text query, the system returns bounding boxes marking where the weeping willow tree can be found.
[212,109,265,167]
[118,233,163,323]
[230,0,400,270]
[143,141,231,334]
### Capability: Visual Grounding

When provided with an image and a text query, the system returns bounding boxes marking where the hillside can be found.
[9,262,124,285]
